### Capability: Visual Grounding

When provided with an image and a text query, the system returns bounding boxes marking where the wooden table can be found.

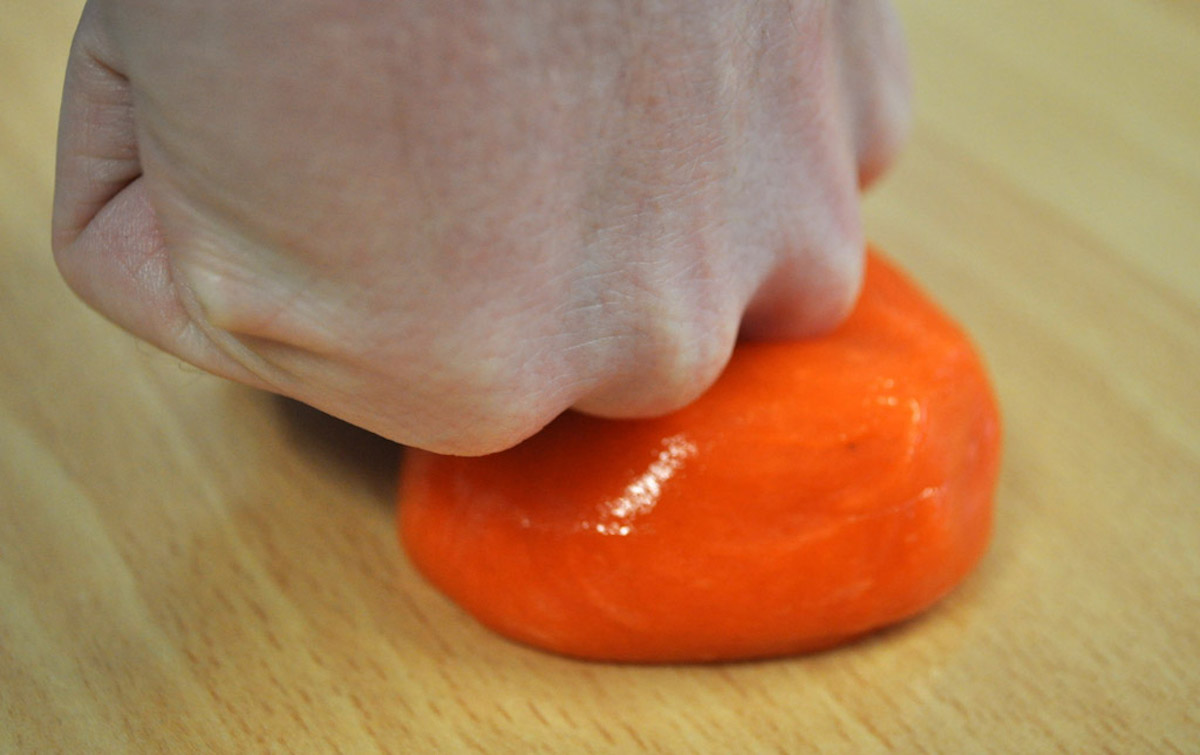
[4,1,1197,751]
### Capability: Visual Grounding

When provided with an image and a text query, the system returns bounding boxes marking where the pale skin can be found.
[54,0,910,455]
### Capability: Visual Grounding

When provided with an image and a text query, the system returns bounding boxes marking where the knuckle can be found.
[573,294,740,419]
[856,89,911,187]
[796,221,866,334]
[419,367,567,456]
[741,213,865,340]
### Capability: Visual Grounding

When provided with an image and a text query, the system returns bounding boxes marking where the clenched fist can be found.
[54,0,909,454]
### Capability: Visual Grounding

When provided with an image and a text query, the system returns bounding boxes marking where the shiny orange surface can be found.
[398,250,1001,662]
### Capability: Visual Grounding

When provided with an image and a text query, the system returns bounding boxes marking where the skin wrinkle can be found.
[123,183,286,393]
[139,98,412,366]
[116,179,328,399]
[54,53,139,248]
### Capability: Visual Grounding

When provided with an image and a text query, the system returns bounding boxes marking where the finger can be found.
[739,2,868,341]
[832,0,912,187]
[739,233,865,341]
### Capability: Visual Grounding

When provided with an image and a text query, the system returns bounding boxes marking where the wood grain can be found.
[3,0,1197,751]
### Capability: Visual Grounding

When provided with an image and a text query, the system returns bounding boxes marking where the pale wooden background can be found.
[3,1,1197,751]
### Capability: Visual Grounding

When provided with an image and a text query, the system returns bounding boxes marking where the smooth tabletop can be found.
[3,1,1198,751]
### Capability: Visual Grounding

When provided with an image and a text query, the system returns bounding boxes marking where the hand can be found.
[53,0,909,454]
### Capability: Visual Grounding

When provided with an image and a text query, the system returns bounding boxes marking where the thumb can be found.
[52,14,264,389]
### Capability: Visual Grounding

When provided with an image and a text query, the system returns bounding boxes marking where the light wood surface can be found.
[3,1,1198,751]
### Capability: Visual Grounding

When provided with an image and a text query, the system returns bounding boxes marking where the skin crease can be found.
[53,0,910,455]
